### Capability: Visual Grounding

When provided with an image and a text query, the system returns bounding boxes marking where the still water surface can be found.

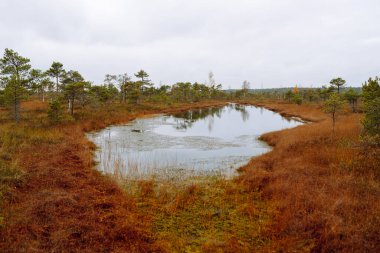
[87,104,303,179]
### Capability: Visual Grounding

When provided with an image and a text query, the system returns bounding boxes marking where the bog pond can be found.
[87,104,304,180]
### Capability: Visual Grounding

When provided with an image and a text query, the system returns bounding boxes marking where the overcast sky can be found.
[0,0,379,88]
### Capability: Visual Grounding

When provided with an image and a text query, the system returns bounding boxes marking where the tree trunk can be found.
[13,81,20,123]
[56,76,59,92]
[70,95,75,115]
[14,98,20,123]
[332,112,336,133]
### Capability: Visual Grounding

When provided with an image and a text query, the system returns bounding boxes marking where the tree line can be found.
[0,49,227,123]
[230,76,379,144]
[1,48,378,145]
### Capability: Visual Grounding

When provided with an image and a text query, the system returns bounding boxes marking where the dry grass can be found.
[125,176,269,252]
[0,99,227,252]
[237,101,380,252]
[1,98,379,252]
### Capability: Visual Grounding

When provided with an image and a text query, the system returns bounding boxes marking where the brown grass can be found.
[237,101,380,252]
[1,99,379,252]
[0,100,227,252]
[128,177,269,252]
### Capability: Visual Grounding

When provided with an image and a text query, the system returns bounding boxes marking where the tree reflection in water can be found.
[171,104,251,130]
[88,103,305,178]
[172,107,224,131]
[233,104,250,122]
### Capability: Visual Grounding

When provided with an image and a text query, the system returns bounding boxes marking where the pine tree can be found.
[0,49,31,122]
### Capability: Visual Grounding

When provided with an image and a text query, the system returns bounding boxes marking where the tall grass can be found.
[238,101,380,252]
[125,175,270,252]
[2,98,378,252]
[0,99,227,252]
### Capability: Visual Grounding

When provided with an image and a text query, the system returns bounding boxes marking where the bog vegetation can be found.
[0,48,379,252]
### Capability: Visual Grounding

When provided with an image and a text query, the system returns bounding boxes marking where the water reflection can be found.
[171,105,249,131]
[234,104,250,122]
[87,104,304,180]
[172,107,224,131]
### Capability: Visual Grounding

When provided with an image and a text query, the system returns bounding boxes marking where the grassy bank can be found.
[237,101,380,252]
[118,100,379,252]
[0,100,227,252]
[1,99,379,252]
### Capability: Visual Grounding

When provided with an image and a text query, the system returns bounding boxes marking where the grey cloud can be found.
[0,0,379,88]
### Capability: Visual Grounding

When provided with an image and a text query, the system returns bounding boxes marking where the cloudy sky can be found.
[0,0,379,88]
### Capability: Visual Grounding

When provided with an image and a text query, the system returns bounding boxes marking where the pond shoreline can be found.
[3,99,371,252]
[88,102,304,181]
[233,101,377,252]
[84,102,311,251]
[0,100,229,252]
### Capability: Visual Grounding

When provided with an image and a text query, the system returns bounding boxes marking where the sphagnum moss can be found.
[124,176,270,252]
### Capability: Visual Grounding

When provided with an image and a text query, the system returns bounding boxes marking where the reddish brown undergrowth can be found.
[1,99,379,252]
[0,100,226,252]
[238,101,380,252]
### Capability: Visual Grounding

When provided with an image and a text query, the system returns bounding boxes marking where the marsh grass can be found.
[1,98,379,252]
[0,99,228,252]
[0,124,31,205]
[124,176,270,252]
[239,101,380,252]
[94,140,234,181]
[0,161,24,228]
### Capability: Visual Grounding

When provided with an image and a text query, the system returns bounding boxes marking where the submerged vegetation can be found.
[0,48,379,252]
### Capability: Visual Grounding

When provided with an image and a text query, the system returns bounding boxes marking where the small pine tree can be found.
[48,99,63,123]
[330,77,346,94]
[291,93,303,105]
[284,90,293,102]
[0,49,31,122]
[323,93,344,133]
[362,77,380,145]
[344,88,360,112]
